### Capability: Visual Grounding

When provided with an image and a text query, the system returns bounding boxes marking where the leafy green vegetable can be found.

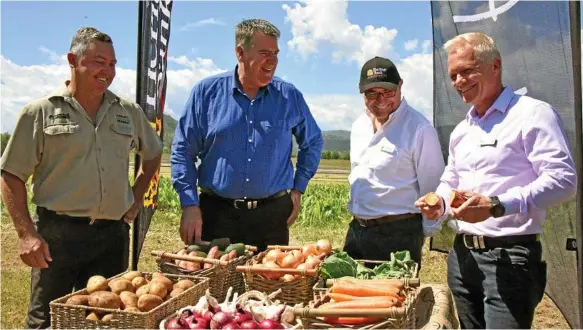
[318,251,358,279]
[372,251,417,279]
[355,263,375,279]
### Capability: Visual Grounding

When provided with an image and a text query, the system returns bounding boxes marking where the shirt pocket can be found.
[109,122,135,159]
[365,141,401,178]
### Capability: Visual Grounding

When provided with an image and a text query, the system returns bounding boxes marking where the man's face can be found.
[237,32,279,87]
[363,83,402,120]
[447,46,500,108]
[69,40,117,95]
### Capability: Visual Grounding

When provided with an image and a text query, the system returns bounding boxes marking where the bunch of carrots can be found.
[317,278,406,325]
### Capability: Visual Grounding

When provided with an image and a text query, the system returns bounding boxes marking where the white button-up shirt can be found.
[348,97,446,232]
[430,87,577,237]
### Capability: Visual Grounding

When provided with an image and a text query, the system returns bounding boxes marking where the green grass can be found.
[0,178,570,329]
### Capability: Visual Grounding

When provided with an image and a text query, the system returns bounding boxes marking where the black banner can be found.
[132,0,173,270]
[430,1,582,327]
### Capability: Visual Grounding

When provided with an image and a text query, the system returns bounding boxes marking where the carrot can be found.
[318,297,396,309]
[322,316,381,325]
[328,293,396,302]
[330,282,401,298]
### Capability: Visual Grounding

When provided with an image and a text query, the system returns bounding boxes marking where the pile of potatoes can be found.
[65,271,196,322]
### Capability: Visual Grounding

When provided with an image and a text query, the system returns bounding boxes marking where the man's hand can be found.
[180,206,203,245]
[414,195,444,220]
[451,190,491,223]
[19,230,52,269]
[286,190,302,228]
[123,201,141,223]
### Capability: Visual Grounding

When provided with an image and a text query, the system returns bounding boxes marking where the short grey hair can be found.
[69,27,113,57]
[235,19,280,50]
[443,32,501,64]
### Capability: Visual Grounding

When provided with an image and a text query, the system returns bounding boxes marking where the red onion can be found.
[239,320,260,330]
[259,319,284,329]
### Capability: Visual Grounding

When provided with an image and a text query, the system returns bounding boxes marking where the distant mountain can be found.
[162,115,351,152]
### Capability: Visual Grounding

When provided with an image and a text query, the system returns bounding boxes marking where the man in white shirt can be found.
[415,32,577,329]
[344,56,445,267]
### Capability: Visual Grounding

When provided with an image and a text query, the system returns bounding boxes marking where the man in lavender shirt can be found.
[415,32,577,329]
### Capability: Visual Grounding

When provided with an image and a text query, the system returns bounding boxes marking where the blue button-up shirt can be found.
[171,67,324,207]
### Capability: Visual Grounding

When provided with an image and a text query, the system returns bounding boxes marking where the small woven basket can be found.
[154,248,254,302]
[49,271,209,329]
[237,247,323,305]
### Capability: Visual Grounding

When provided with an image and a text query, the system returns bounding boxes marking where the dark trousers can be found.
[342,214,424,268]
[199,192,293,252]
[25,207,130,329]
[447,235,547,329]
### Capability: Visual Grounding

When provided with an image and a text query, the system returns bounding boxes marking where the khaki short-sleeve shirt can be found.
[0,82,163,220]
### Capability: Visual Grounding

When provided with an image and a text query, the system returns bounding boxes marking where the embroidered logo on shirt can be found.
[116,114,130,125]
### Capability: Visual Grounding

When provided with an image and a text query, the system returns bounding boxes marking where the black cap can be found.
[359,56,401,93]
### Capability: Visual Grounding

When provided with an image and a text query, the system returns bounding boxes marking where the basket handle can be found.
[324,278,420,288]
[151,250,228,266]
[235,265,318,276]
[293,306,406,318]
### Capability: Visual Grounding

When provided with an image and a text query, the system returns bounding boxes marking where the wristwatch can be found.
[489,196,505,218]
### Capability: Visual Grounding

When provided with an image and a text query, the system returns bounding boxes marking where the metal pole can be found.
[569,1,583,328]
[132,0,145,271]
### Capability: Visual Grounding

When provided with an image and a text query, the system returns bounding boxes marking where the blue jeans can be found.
[447,235,547,329]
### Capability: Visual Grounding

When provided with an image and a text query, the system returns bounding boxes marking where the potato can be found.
[135,284,150,298]
[86,275,109,294]
[137,294,163,312]
[109,279,134,294]
[148,281,168,299]
[88,291,121,310]
[66,294,90,306]
[124,306,140,313]
[119,291,138,309]
[86,312,100,321]
[173,280,195,291]
[150,276,173,292]
[132,277,148,290]
[121,271,143,281]
[101,314,115,322]
[169,288,185,299]
[151,272,165,279]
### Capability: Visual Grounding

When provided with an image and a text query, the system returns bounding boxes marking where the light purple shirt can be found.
[431,87,577,237]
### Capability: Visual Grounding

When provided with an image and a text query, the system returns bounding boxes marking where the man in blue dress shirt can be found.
[171,19,324,251]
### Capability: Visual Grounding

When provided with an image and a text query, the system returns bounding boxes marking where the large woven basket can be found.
[154,248,254,302]
[49,271,209,329]
[297,282,419,329]
[236,249,321,305]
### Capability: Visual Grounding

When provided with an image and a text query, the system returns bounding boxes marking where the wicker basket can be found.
[297,283,418,329]
[154,248,254,302]
[236,249,322,305]
[49,271,209,329]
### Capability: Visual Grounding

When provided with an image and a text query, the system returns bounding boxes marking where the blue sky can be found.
[0,0,434,133]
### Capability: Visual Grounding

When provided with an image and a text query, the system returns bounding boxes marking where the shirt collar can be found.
[386,96,408,125]
[466,86,515,121]
[48,81,119,105]
[231,65,270,99]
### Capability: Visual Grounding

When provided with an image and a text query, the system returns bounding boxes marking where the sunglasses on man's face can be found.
[364,89,397,100]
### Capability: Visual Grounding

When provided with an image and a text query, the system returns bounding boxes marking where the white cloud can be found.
[179,18,225,31]
[282,0,398,66]
[304,94,364,131]
[422,40,432,54]
[0,50,227,132]
[404,39,418,51]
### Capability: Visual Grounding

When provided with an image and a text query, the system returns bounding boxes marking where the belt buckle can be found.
[233,199,258,210]
[463,234,486,250]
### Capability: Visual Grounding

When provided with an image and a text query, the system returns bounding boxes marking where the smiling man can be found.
[171,19,323,252]
[414,32,577,329]
[343,56,445,267]
[0,27,162,328]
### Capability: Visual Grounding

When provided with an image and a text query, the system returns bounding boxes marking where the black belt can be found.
[37,207,119,227]
[355,213,421,227]
[200,189,289,210]
[456,233,540,250]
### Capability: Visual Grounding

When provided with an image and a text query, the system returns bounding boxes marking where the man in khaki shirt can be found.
[0,26,162,329]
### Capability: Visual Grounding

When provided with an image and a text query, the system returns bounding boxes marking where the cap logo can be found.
[367,67,387,79]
